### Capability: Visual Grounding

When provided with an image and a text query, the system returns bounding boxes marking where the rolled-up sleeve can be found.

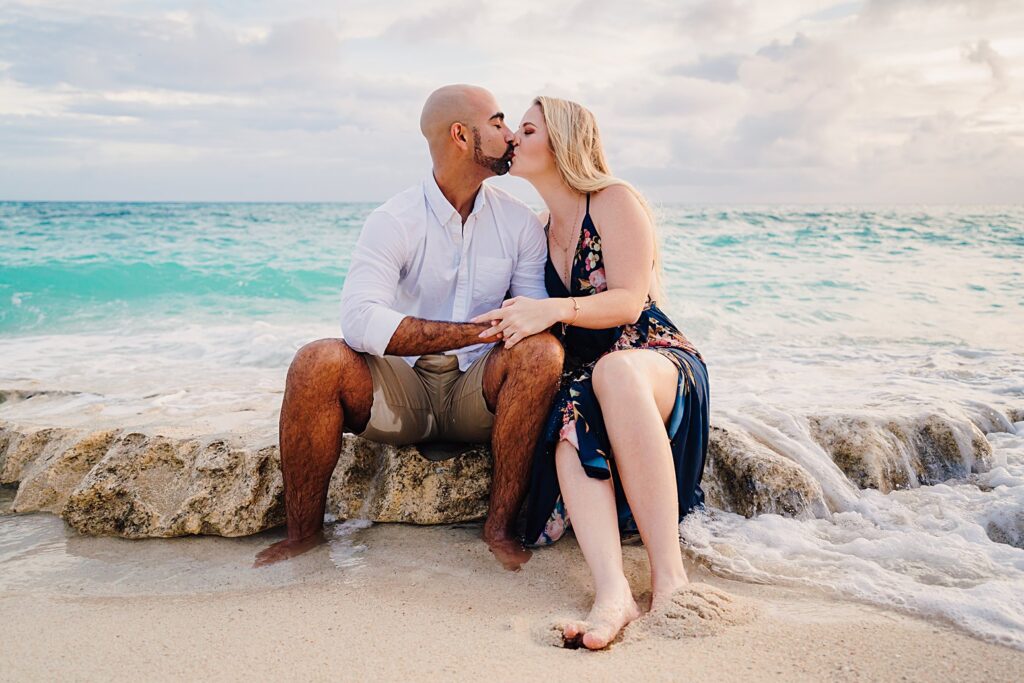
[340,210,408,357]
[510,211,549,300]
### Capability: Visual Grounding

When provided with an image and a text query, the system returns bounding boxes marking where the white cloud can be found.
[962,38,1010,91]
[0,0,1022,202]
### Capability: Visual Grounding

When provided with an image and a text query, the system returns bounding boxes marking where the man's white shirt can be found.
[340,174,549,371]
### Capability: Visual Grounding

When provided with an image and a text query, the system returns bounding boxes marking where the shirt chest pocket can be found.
[472,256,514,308]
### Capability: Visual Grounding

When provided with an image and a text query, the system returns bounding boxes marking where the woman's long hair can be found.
[533,95,663,301]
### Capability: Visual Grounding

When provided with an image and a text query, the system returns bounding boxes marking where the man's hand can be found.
[471,297,567,349]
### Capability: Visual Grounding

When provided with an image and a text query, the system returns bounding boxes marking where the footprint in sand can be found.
[624,582,757,641]
[533,584,756,650]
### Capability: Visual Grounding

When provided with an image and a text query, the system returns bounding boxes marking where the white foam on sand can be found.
[327,517,372,569]
[0,317,335,437]
[681,422,1024,650]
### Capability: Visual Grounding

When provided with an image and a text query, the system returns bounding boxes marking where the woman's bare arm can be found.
[561,185,653,328]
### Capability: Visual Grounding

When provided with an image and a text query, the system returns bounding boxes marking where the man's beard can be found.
[473,127,514,176]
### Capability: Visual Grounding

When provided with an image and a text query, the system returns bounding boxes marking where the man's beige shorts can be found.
[354,350,496,445]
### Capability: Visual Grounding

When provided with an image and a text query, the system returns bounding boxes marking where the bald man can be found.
[255,85,563,571]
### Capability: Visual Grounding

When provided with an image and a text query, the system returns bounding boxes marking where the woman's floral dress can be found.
[523,193,711,546]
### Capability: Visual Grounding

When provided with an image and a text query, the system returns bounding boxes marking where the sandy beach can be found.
[2,500,1022,682]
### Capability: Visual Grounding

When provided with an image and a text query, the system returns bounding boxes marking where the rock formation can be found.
[1,404,1012,540]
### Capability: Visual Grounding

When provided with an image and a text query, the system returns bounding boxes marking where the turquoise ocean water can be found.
[1,199,1023,647]
[2,201,1021,349]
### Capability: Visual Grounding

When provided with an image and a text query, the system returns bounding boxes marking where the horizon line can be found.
[3,199,1023,208]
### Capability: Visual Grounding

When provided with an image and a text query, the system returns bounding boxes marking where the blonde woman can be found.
[471,97,709,649]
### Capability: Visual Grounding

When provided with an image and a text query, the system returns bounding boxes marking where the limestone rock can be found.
[1,426,72,485]
[61,433,284,538]
[1,421,495,538]
[808,416,912,492]
[903,414,993,482]
[327,440,491,524]
[703,426,827,518]
[11,428,118,513]
[0,404,1008,539]
[809,413,994,492]
[985,509,1024,550]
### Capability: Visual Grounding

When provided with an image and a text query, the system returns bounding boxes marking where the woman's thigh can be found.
[591,349,679,425]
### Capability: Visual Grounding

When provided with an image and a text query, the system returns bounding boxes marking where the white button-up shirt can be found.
[340,174,549,371]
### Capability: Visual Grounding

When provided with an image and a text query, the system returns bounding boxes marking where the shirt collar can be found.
[423,173,488,225]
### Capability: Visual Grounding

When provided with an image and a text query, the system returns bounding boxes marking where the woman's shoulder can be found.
[589,184,650,236]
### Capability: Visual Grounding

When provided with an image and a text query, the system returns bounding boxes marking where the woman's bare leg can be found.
[592,349,689,607]
[554,439,640,649]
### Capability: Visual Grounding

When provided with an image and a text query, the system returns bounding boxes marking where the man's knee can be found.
[287,339,371,396]
[290,338,351,376]
[483,332,563,409]
[509,331,564,375]
[286,339,372,424]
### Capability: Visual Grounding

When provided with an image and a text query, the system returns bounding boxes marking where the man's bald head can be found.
[419,84,513,177]
[420,84,496,145]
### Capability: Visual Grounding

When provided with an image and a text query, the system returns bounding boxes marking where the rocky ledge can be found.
[0,405,1010,539]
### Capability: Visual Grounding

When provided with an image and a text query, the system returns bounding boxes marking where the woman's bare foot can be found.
[562,581,641,650]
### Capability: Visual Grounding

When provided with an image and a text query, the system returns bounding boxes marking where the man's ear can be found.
[451,122,469,150]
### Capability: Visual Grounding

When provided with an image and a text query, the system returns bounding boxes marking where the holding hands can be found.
[471,296,570,349]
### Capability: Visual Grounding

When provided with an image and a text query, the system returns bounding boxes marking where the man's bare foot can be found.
[483,533,532,572]
[253,530,326,568]
[561,581,641,650]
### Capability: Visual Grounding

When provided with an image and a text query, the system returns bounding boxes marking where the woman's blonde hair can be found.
[533,95,663,300]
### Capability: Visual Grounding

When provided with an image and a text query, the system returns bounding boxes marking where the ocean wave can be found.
[0,261,344,333]
[678,405,1024,650]
[1,261,343,300]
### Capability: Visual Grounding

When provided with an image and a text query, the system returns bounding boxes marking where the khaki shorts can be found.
[354,349,496,445]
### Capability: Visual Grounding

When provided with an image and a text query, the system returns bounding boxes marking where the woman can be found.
[471,96,710,650]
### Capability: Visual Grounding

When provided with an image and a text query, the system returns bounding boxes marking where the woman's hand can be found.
[470,297,567,349]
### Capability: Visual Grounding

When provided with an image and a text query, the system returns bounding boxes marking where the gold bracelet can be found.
[562,297,580,334]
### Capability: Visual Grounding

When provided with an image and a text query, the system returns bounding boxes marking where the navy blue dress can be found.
[523,194,710,546]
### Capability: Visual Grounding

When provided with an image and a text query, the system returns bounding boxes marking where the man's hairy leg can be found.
[482,331,564,571]
[254,339,372,568]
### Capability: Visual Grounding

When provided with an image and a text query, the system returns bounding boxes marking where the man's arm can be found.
[340,211,409,356]
[385,318,500,356]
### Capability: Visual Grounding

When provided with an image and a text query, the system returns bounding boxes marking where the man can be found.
[255,85,563,571]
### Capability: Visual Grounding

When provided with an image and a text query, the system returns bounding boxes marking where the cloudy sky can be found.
[1,0,1022,203]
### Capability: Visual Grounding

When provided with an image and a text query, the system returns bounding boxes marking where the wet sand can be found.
[1,503,1022,682]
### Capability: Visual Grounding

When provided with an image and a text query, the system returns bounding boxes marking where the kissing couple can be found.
[257,84,710,650]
